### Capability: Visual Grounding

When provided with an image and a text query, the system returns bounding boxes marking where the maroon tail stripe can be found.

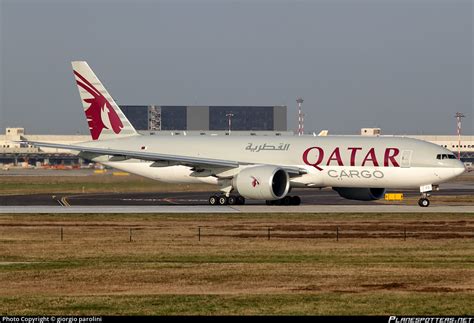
[74,70,102,97]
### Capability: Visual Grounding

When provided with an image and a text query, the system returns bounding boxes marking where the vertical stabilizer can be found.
[71,61,138,140]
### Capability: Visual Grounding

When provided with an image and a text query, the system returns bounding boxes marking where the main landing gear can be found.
[208,195,302,206]
[209,194,245,206]
[266,196,301,206]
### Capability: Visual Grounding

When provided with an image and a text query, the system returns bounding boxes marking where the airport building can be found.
[120,105,287,131]
[360,128,474,162]
[0,128,90,167]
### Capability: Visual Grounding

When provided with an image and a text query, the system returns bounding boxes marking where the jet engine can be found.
[233,165,290,200]
[333,187,386,201]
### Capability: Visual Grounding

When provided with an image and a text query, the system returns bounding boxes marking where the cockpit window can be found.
[437,154,457,160]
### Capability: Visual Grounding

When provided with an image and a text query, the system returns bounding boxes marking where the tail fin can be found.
[71,61,138,141]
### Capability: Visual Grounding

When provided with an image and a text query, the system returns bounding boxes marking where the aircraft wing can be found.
[25,141,306,175]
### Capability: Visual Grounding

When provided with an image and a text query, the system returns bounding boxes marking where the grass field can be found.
[0,213,473,315]
[0,172,215,195]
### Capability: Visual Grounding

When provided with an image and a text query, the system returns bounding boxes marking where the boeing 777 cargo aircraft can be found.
[26,62,466,207]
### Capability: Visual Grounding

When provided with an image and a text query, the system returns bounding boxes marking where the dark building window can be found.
[120,106,149,130]
[120,105,280,131]
[161,106,187,130]
[209,106,274,131]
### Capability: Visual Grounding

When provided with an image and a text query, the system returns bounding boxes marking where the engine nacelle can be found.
[333,187,386,201]
[233,165,290,200]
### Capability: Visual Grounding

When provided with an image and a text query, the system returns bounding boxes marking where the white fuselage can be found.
[84,135,466,190]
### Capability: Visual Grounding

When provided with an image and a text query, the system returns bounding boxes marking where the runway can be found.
[2,181,473,205]
[0,204,473,214]
[0,183,472,213]
[3,190,379,206]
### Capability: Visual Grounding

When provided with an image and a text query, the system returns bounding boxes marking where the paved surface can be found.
[0,204,472,214]
[0,205,239,214]
[1,187,472,206]
[1,186,473,213]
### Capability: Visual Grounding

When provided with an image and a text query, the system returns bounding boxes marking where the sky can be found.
[0,0,472,135]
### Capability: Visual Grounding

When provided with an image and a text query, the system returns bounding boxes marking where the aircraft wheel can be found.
[418,198,430,207]
[290,196,301,206]
[209,195,218,205]
[237,196,245,205]
[218,196,228,205]
[282,196,292,205]
[228,195,237,205]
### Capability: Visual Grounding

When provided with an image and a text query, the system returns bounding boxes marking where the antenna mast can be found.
[296,97,304,136]
[455,112,465,160]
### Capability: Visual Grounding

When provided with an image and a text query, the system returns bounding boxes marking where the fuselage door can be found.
[401,150,412,168]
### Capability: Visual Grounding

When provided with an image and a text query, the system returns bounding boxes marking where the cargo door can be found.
[401,150,412,168]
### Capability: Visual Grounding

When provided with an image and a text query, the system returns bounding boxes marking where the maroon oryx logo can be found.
[74,70,123,140]
[251,176,260,187]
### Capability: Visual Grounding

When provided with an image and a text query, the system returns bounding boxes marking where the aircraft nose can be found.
[455,160,466,176]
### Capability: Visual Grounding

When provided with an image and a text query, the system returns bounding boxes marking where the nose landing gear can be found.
[418,195,430,207]
[418,184,435,207]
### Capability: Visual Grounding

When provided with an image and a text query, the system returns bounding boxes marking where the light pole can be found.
[296,97,304,136]
[455,112,465,160]
[226,113,234,135]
